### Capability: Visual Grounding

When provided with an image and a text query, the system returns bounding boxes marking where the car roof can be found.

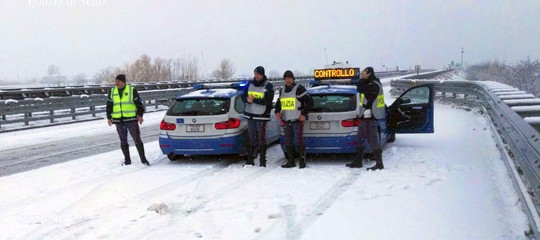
[177,88,241,100]
[308,85,357,95]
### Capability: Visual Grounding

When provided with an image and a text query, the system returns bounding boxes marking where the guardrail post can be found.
[90,106,96,117]
[71,108,76,120]
[50,110,54,123]
[24,112,29,126]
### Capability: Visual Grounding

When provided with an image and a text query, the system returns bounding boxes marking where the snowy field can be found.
[0,75,530,240]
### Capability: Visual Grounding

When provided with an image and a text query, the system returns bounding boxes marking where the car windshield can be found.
[311,94,356,112]
[167,98,230,116]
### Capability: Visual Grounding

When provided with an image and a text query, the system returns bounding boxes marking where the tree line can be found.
[466,57,540,97]
[93,55,235,84]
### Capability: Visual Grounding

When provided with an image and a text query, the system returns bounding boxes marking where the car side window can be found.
[234,96,245,113]
[401,86,429,104]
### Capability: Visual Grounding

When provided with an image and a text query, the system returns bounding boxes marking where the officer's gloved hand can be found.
[363,109,372,118]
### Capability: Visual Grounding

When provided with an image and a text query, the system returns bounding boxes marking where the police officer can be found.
[346,67,385,170]
[106,74,150,166]
[241,66,274,167]
[275,70,313,168]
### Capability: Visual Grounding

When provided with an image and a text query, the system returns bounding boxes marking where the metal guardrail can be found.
[402,69,453,79]
[0,79,312,130]
[391,79,540,238]
[0,69,413,129]
[0,76,317,100]
[0,71,414,100]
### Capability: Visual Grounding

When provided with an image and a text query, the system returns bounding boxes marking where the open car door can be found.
[388,84,434,134]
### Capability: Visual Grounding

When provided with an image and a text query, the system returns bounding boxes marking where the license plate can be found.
[187,124,205,132]
[310,121,330,130]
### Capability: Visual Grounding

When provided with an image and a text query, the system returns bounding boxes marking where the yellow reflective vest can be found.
[111,85,137,119]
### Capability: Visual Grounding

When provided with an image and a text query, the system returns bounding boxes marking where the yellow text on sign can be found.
[248,91,264,99]
[313,68,358,79]
[280,97,296,110]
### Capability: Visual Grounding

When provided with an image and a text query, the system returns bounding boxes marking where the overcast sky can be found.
[0,0,539,81]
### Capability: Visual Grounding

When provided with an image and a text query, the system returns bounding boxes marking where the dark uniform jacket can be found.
[357,77,381,111]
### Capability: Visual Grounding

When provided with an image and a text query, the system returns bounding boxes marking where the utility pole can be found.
[201,52,208,78]
[461,46,464,69]
[324,48,329,66]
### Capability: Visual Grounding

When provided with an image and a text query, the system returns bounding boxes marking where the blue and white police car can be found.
[160,82,281,160]
[280,67,434,154]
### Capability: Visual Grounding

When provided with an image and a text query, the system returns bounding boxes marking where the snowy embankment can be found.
[0,77,530,240]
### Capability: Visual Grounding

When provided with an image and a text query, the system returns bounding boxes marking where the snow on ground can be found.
[0,110,166,152]
[0,75,530,240]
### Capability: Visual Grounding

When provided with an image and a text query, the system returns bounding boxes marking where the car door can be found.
[387,84,434,134]
[265,101,281,143]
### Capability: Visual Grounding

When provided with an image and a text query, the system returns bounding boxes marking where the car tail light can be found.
[160,120,176,130]
[215,118,241,130]
[341,118,360,127]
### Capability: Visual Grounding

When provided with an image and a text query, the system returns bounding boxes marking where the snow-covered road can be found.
[0,74,530,239]
[0,111,166,176]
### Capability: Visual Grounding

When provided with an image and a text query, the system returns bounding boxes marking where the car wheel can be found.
[387,133,396,143]
[167,153,181,161]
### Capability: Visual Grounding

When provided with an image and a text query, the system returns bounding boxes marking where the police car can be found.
[279,67,434,154]
[159,82,281,160]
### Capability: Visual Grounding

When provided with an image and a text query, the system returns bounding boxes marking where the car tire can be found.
[387,133,396,143]
[167,153,181,161]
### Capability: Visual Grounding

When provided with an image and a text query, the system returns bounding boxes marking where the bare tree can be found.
[72,73,87,85]
[183,55,200,81]
[170,58,184,80]
[94,54,201,84]
[93,67,114,84]
[153,57,171,82]
[513,58,540,96]
[47,65,60,76]
[211,58,235,80]
[46,64,63,86]
[466,58,540,97]
[129,54,153,82]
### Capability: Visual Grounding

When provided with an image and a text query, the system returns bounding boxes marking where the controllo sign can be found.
[314,68,359,80]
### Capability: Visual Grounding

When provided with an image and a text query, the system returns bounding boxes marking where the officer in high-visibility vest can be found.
[241,66,274,167]
[346,67,385,170]
[106,74,150,166]
[275,70,313,168]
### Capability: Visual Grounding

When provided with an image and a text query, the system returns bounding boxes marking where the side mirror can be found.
[400,97,411,104]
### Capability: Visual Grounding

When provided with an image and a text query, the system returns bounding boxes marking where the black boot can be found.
[244,145,255,166]
[136,143,150,166]
[121,144,131,165]
[367,149,384,171]
[298,145,306,169]
[346,148,363,168]
[281,145,296,168]
[259,145,267,167]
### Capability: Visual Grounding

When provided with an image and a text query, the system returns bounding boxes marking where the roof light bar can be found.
[193,81,248,90]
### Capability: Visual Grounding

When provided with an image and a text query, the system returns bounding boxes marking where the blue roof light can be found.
[231,81,248,89]
[193,84,205,90]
